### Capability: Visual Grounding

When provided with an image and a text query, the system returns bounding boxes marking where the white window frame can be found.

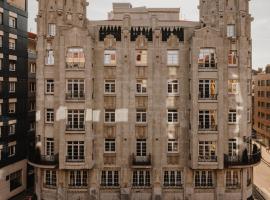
[29,82,36,92]
[104,109,115,123]
[225,170,240,188]
[66,79,85,98]
[136,50,147,66]
[167,109,178,124]
[136,79,147,94]
[66,141,85,162]
[228,80,239,94]
[194,171,214,188]
[9,82,16,93]
[45,138,54,156]
[69,170,88,187]
[48,23,56,37]
[9,38,16,50]
[228,50,238,66]
[136,109,147,123]
[167,50,179,65]
[9,16,16,28]
[167,139,178,153]
[168,80,179,95]
[228,138,239,161]
[46,79,54,94]
[199,80,217,99]
[104,80,116,94]
[9,123,16,135]
[228,109,237,124]
[104,139,116,153]
[227,24,236,38]
[8,144,16,157]
[198,141,217,162]
[163,170,182,187]
[30,63,36,73]
[198,110,217,130]
[66,47,85,68]
[67,110,85,130]
[46,50,54,65]
[9,61,16,71]
[104,50,116,65]
[132,170,150,187]
[44,170,57,187]
[101,171,119,187]
[198,48,217,68]
[136,139,147,157]
[45,108,54,123]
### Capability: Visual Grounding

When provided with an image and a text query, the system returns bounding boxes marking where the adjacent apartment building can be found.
[0,0,28,199]
[253,65,270,147]
[30,0,260,199]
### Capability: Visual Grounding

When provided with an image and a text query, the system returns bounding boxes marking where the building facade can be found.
[253,65,270,147]
[30,1,259,200]
[0,0,28,199]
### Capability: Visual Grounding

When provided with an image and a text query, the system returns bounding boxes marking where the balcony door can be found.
[136,139,146,157]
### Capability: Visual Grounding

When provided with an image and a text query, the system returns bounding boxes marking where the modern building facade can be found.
[30,0,259,200]
[253,65,270,147]
[0,0,28,199]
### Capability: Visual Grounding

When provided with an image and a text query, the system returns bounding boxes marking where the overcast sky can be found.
[28,0,270,69]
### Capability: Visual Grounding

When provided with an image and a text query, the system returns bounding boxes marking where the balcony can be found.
[28,150,58,168]
[198,124,218,131]
[198,94,218,101]
[224,151,261,168]
[66,63,85,70]
[66,156,85,163]
[198,62,217,70]
[198,155,218,163]
[66,124,85,132]
[65,92,85,101]
[131,154,151,166]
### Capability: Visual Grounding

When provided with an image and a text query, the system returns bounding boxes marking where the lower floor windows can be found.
[164,170,182,187]
[10,170,22,191]
[69,170,88,187]
[132,170,150,187]
[226,170,241,188]
[101,170,119,187]
[44,170,56,187]
[194,170,214,188]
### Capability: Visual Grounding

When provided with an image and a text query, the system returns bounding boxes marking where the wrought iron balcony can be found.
[198,155,218,162]
[198,62,217,69]
[66,156,85,162]
[224,151,261,167]
[65,92,85,100]
[132,154,151,166]
[198,93,218,100]
[28,150,58,166]
[66,63,85,69]
[198,124,218,131]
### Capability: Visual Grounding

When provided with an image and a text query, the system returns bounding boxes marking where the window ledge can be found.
[104,93,116,97]
[135,94,148,97]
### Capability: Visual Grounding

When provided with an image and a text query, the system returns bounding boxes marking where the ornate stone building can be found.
[30,0,259,200]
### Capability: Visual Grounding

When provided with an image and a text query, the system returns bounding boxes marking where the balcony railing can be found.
[198,62,217,69]
[224,151,261,167]
[28,150,59,166]
[65,92,85,100]
[198,94,218,100]
[132,154,151,166]
[198,124,218,131]
[66,63,85,69]
[66,124,85,131]
[66,156,85,162]
[198,155,218,162]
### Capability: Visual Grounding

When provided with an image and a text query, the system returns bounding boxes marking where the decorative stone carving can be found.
[104,35,117,49]
[135,35,148,49]
[167,34,179,49]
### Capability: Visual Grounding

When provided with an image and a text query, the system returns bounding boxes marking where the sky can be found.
[28,0,270,69]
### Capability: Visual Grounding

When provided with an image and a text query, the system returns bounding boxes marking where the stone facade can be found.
[31,1,257,200]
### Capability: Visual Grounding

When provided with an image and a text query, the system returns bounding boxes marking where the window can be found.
[29,82,36,92]
[198,110,217,130]
[194,171,214,188]
[9,170,22,191]
[104,139,116,153]
[136,80,147,94]
[46,50,54,65]
[0,58,2,70]
[168,80,179,95]
[9,38,16,50]
[167,50,179,65]
[104,50,116,65]
[9,103,16,113]
[167,139,178,153]
[105,109,115,123]
[0,146,2,160]
[66,141,85,162]
[45,108,54,123]
[226,170,240,188]
[198,48,217,68]
[228,50,237,66]
[48,23,56,36]
[46,79,54,94]
[228,139,238,161]
[44,170,56,187]
[67,110,85,130]
[104,80,115,94]
[66,79,84,99]
[69,170,88,187]
[228,109,237,123]
[198,141,217,162]
[133,170,150,187]
[247,80,251,95]
[66,48,85,68]
[30,63,36,73]
[9,16,17,28]
[167,109,178,123]
[0,12,3,25]
[9,82,16,93]
[0,36,2,48]
[101,171,119,187]
[136,139,146,157]
[164,170,182,187]
[199,80,217,99]
[45,138,54,156]
[9,61,16,71]
[136,109,147,123]
[8,144,16,157]
[9,124,16,135]
[227,24,236,38]
[136,50,147,65]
